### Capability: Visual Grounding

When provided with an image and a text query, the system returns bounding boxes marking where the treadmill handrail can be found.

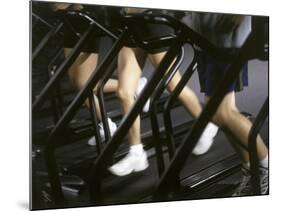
[32,10,121,113]
[122,13,242,62]
[57,10,120,40]
[248,97,269,194]
[149,46,185,176]
[153,35,253,199]
[41,11,256,204]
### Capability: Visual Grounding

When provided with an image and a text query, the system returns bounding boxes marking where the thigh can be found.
[205,91,239,122]
[147,51,166,67]
[148,51,182,91]
[65,48,99,89]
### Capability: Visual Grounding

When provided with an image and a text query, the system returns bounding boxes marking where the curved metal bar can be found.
[96,63,117,143]
[32,23,95,113]
[32,9,121,114]
[163,58,197,159]
[60,10,120,40]
[89,36,185,203]
[32,22,64,61]
[44,30,128,204]
[32,11,55,29]
[248,97,268,194]
[153,35,252,200]
[149,46,185,176]
[88,91,102,154]
[122,13,239,62]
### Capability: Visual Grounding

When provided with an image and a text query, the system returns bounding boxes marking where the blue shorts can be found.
[196,50,248,97]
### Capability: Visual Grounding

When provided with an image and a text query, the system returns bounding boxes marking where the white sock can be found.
[130,144,144,155]
[208,122,218,130]
[242,154,269,170]
[259,154,269,169]
[202,122,218,138]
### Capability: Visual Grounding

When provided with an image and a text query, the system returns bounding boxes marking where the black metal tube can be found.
[32,11,55,29]
[44,146,65,205]
[46,30,127,147]
[47,48,64,72]
[88,91,102,154]
[153,36,252,199]
[44,31,128,205]
[49,90,60,123]
[47,48,67,123]
[149,105,165,175]
[249,97,268,194]
[96,63,117,143]
[64,10,119,40]
[54,83,64,118]
[149,47,185,176]
[32,16,40,29]
[46,57,61,123]
[163,59,197,158]
[123,13,235,62]
[32,22,64,61]
[89,36,185,203]
[32,23,95,113]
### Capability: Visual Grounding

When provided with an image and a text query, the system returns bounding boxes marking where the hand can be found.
[215,15,244,33]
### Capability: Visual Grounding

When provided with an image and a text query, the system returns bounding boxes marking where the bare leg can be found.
[148,51,218,155]
[209,92,269,196]
[117,47,143,145]
[108,47,149,176]
[206,92,268,162]
[148,52,202,118]
[64,48,118,120]
[103,79,118,93]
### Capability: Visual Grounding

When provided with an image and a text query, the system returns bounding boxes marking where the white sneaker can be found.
[135,77,150,113]
[192,122,219,155]
[108,150,149,176]
[88,118,117,146]
[232,166,268,196]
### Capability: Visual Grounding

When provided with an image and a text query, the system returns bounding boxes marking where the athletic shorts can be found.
[63,25,101,53]
[62,6,106,53]
[196,49,248,97]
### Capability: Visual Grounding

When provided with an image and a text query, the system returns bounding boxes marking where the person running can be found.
[191,12,268,196]
[108,8,219,177]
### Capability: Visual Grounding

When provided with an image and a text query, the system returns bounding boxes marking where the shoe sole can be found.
[109,163,149,177]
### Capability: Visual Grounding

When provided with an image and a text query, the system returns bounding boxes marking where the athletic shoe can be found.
[88,118,117,146]
[259,167,269,194]
[232,166,269,196]
[135,77,150,113]
[192,122,219,155]
[108,150,149,176]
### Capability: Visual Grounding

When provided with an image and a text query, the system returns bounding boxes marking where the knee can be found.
[212,106,238,128]
[117,86,135,103]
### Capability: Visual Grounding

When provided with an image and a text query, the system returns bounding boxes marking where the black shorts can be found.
[196,49,248,97]
[124,10,176,54]
[62,6,107,53]
[63,28,101,53]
